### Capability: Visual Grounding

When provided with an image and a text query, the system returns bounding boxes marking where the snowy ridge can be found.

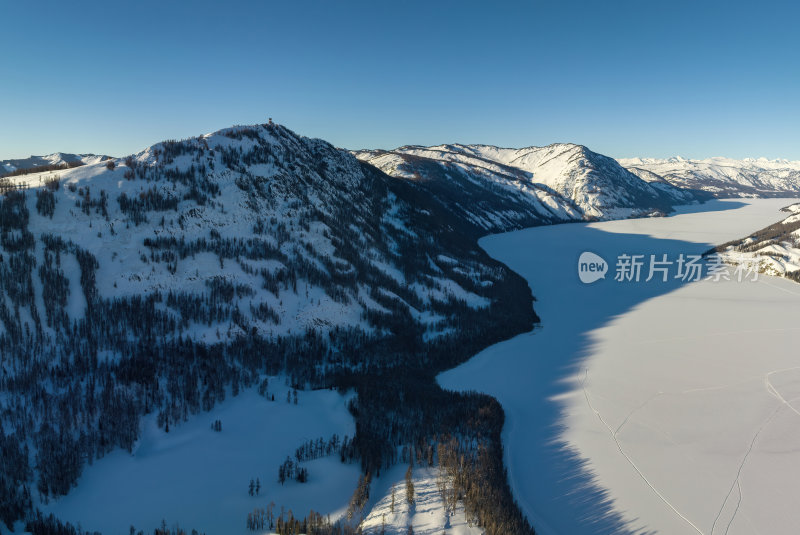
[355,143,700,230]
[619,156,800,197]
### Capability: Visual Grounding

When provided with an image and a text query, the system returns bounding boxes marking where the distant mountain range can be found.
[8,147,800,207]
[1,152,112,175]
[620,155,800,197]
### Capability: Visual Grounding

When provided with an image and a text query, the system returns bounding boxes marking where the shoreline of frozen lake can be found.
[438,198,800,535]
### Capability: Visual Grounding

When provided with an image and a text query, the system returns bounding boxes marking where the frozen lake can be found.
[439,199,800,535]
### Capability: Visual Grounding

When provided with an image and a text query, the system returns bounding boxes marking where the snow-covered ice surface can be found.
[40,383,359,535]
[439,198,800,535]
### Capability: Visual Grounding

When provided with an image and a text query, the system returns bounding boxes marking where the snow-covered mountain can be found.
[10,126,790,534]
[1,126,524,345]
[620,156,800,197]
[355,143,702,229]
[1,152,111,175]
[0,123,535,532]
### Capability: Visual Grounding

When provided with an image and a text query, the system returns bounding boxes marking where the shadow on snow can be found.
[438,200,747,535]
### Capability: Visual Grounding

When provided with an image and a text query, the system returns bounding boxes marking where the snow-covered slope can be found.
[1,124,509,346]
[713,202,800,279]
[360,464,483,535]
[356,143,700,229]
[42,382,360,535]
[620,156,800,197]
[1,153,111,175]
[0,123,536,532]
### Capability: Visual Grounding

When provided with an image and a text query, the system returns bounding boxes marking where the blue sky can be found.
[1,0,799,160]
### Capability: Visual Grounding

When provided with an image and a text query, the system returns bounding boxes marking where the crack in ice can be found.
[582,369,705,534]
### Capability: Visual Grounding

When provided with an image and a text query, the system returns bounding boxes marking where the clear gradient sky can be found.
[1,0,799,160]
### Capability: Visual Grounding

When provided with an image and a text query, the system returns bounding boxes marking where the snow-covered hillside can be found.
[620,156,800,197]
[0,153,111,175]
[360,464,483,535]
[356,143,700,229]
[713,202,800,279]
[0,123,536,534]
[1,123,513,351]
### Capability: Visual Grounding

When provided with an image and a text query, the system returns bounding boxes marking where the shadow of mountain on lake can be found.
[439,200,751,534]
